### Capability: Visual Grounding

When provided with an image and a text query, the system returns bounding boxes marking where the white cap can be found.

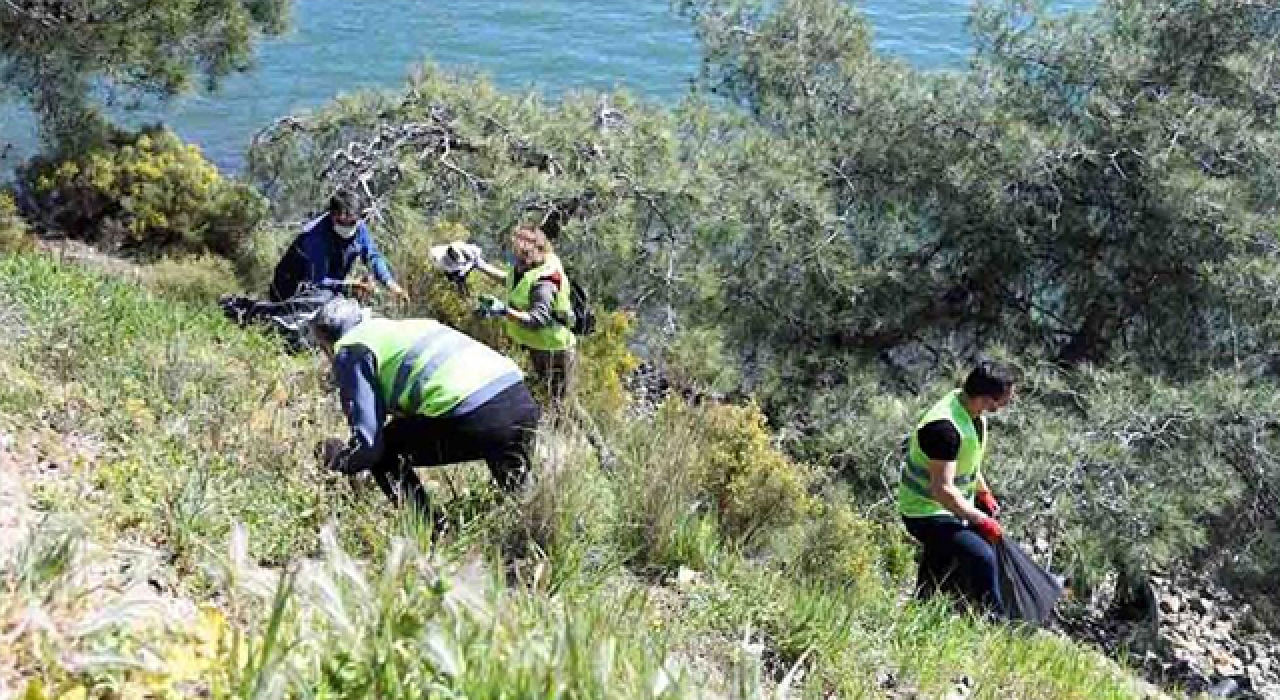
[429,241,481,276]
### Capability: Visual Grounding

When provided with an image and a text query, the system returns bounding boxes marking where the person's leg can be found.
[950,526,1004,617]
[546,349,575,407]
[371,414,489,519]
[481,384,541,492]
[904,516,963,602]
[527,348,554,403]
[370,418,433,516]
[441,383,542,493]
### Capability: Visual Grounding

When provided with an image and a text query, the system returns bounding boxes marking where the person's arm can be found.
[974,471,1000,517]
[327,346,387,474]
[504,276,558,328]
[927,459,991,525]
[475,258,508,283]
[355,224,408,300]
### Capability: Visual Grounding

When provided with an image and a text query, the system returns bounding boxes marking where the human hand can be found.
[349,278,375,302]
[475,294,507,319]
[314,437,347,471]
[976,490,1001,518]
[387,281,411,303]
[972,516,1004,544]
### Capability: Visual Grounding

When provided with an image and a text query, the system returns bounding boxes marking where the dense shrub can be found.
[19,126,266,256]
[695,401,816,546]
[0,191,32,252]
[792,497,912,587]
[624,400,816,553]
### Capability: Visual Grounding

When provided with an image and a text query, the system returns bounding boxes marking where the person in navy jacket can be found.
[268,189,408,303]
[220,189,408,345]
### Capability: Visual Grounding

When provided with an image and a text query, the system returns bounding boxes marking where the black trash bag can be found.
[995,537,1064,626]
[219,287,334,353]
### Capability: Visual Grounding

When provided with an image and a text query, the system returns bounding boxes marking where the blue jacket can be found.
[268,213,396,301]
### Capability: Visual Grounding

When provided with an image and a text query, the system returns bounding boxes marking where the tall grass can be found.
[0,250,1172,699]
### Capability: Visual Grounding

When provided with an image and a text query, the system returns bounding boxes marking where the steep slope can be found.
[0,250,1172,699]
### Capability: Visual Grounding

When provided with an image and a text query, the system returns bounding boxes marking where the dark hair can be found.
[328,189,359,218]
[963,361,1018,400]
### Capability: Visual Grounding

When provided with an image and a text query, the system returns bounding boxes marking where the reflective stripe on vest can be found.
[504,253,576,352]
[335,318,521,417]
[898,389,988,518]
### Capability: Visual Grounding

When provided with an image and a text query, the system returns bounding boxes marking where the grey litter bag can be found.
[996,537,1064,626]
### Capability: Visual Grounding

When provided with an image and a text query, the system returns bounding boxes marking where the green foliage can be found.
[0,252,377,565]
[682,0,1280,368]
[7,0,1280,691]
[231,222,294,293]
[19,126,267,257]
[992,366,1280,594]
[0,250,1178,698]
[1,0,289,148]
[0,191,32,252]
[694,401,816,547]
[143,254,243,306]
[792,497,912,587]
[574,308,641,418]
[612,398,722,572]
[661,325,741,397]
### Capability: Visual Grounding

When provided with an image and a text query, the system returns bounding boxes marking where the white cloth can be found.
[429,241,483,277]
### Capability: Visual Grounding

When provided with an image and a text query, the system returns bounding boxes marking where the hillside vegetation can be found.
[2,0,1278,698]
[0,253,1157,699]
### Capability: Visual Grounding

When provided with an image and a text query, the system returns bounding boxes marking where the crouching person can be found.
[309,298,541,526]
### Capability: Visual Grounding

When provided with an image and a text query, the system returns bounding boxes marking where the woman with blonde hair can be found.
[474,224,577,406]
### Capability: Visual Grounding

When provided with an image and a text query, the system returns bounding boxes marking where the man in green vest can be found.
[899,361,1017,615]
[309,298,541,524]
[472,225,577,406]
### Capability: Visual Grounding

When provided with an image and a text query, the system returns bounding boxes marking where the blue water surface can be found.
[0,0,1090,173]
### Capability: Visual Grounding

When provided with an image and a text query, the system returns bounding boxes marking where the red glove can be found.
[976,490,1000,517]
[972,516,1003,544]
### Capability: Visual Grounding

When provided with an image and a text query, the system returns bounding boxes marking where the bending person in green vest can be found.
[898,361,1017,616]
[310,298,541,525]
[473,225,577,406]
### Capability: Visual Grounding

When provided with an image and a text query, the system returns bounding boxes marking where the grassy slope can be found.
[0,251,1171,700]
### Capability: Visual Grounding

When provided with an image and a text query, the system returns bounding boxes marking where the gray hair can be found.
[309,297,370,346]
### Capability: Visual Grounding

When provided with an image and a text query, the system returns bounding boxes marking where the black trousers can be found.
[372,383,541,517]
[526,347,575,409]
[903,515,1004,616]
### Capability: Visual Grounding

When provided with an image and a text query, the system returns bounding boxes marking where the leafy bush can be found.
[613,399,719,572]
[792,497,911,587]
[19,126,266,257]
[143,254,242,306]
[0,191,32,252]
[661,325,741,397]
[639,400,816,551]
[696,401,816,547]
[574,309,641,419]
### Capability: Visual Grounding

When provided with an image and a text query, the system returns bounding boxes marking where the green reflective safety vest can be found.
[898,389,989,518]
[504,253,576,352]
[335,318,521,418]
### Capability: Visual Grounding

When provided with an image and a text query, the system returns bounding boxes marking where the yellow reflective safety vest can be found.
[504,253,576,352]
[898,389,988,518]
[335,318,521,417]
